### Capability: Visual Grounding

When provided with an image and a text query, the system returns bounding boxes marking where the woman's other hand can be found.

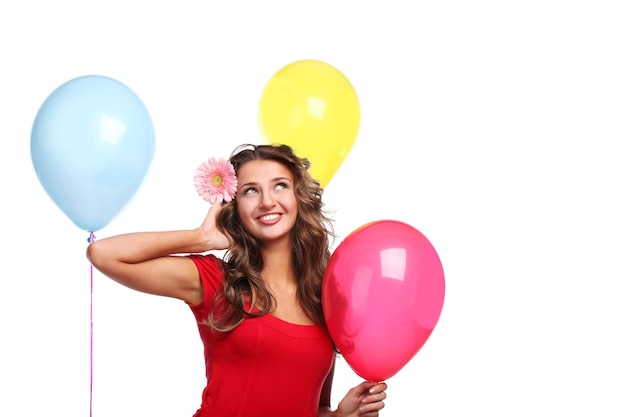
[335,381,387,417]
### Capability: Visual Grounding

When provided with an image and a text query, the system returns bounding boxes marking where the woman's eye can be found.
[275,182,288,190]
[243,187,258,195]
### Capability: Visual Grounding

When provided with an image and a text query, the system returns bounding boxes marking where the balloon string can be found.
[88,232,96,417]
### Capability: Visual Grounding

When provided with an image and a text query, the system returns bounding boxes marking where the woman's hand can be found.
[199,201,232,251]
[335,381,387,417]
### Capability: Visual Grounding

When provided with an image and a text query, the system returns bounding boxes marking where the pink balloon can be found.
[322,220,445,381]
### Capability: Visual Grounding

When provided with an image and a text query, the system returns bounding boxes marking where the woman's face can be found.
[235,159,298,245]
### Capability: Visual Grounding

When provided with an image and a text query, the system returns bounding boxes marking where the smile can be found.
[258,213,282,224]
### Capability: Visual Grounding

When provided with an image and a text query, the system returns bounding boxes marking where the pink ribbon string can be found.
[88,232,96,417]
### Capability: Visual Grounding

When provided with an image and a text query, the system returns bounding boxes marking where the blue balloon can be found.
[31,75,155,232]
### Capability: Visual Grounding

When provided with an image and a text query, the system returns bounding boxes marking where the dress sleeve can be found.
[186,254,224,317]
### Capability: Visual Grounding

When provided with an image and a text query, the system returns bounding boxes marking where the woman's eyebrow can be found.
[239,176,292,188]
[271,176,292,182]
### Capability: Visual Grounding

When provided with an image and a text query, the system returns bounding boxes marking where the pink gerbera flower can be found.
[193,157,238,204]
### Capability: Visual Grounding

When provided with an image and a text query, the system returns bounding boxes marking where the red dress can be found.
[188,255,335,417]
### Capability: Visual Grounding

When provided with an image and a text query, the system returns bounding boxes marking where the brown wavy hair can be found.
[207,144,335,332]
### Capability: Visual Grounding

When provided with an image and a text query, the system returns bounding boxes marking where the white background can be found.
[2,1,625,416]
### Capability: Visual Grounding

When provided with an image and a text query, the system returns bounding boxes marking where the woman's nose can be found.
[259,191,275,208]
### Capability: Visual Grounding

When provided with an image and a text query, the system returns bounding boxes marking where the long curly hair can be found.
[207,144,335,332]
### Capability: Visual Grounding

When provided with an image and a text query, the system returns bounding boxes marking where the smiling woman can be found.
[86,143,388,417]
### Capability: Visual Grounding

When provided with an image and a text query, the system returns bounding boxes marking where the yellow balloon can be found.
[258,60,360,188]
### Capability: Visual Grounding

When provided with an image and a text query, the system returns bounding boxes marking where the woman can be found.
[87,144,387,416]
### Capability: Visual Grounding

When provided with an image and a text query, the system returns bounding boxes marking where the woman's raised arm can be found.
[86,202,230,304]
